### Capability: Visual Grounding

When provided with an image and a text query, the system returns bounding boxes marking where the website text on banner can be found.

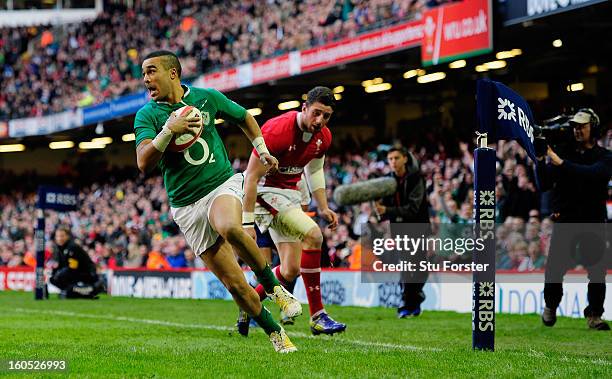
[421,0,492,66]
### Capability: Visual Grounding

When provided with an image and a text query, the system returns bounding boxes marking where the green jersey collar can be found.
[155,84,191,106]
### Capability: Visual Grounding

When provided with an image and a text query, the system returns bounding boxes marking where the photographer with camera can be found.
[536,108,612,330]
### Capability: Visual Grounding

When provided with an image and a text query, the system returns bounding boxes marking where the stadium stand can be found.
[0,0,458,121]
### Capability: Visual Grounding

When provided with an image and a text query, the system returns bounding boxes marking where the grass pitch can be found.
[1,291,610,378]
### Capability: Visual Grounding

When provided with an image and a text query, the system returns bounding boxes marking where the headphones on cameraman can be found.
[575,108,601,138]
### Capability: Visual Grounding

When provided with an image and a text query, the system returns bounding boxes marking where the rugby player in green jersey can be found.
[134,50,300,353]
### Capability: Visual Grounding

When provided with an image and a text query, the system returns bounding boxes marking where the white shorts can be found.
[171,173,244,256]
[255,186,317,244]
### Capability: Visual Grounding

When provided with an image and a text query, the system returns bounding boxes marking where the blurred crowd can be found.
[0,0,461,121]
[322,140,548,270]
[3,131,611,272]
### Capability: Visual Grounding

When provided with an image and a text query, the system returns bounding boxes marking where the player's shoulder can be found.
[190,86,213,95]
[191,86,234,108]
[191,86,225,99]
[319,126,332,144]
[187,86,214,101]
[135,101,157,120]
[263,111,297,132]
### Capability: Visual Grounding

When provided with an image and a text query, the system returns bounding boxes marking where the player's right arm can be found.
[135,110,201,173]
[136,140,164,174]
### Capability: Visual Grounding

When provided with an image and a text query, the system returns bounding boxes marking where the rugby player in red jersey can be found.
[239,86,346,336]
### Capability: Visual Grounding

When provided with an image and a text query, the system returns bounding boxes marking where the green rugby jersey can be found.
[134,85,246,207]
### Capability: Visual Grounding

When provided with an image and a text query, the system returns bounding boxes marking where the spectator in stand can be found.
[518,241,546,271]
[146,241,170,270]
[167,243,188,268]
[499,239,528,270]
[505,171,539,221]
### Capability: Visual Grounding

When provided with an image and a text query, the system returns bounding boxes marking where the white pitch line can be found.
[13,308,438,352]
[14,308,609,364]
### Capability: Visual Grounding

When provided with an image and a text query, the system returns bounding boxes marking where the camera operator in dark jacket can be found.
[536,108,612,330]
[50,227,104,299]
[375,147,430,318]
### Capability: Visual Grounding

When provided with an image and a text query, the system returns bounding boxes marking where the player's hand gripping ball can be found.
[167,105,204,152]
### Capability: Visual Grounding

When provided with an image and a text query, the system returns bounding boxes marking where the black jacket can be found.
[53,240,96,275]
[380,152,430,223]
[536,144,612,222]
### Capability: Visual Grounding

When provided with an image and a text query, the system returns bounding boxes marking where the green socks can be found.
[254,264,280,293]
[252,305,282,335]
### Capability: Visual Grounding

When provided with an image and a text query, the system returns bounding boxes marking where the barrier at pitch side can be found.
[102,268,611,317]
[3,266,609,317]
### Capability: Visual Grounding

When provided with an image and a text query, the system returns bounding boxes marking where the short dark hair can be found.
[387,146,409,157]
[55,226,71,237]
[143,50,182,78]
[306,86,335,110]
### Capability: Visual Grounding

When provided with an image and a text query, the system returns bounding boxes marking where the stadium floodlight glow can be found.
[417,72,446,84]
[301,93,308,100]
[511,48,522,56]
[483,60,507,70]
[448,60,466,69]
[247,107,262,116]
[78,142,106,149]
[0,144,25,153]
[277,101,300,111]
[214,118,224,125]
[121,133,135,142]
[49,141,75,149]
[364,83,391,93]
[362,77,383,87]
[495,51,514,59]
[334,93,342,100]
[475,64,488,72]
[552,39,562,48]
[403,69,419,79]
[333,86,344,94]
[566,82,584,92]
[587,65,599,74]
[91,137,113,145]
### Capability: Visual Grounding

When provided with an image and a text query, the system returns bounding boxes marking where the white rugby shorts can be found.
[171,173,244,255]
[255,186,317,244]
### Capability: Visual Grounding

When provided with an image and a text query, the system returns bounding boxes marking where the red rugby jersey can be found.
[255,111,331,190]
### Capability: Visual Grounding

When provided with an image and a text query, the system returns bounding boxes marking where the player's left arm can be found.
[211,88,278,172]
[305,155,338,230]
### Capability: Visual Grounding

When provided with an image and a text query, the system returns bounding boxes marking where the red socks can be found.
[273,265,292,288]
[254,249,325,317]
[254,265,291,300]
[301,249,324,316]
[254,282,267,301]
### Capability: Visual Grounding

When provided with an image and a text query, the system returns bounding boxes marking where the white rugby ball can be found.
[167,105,203,152]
